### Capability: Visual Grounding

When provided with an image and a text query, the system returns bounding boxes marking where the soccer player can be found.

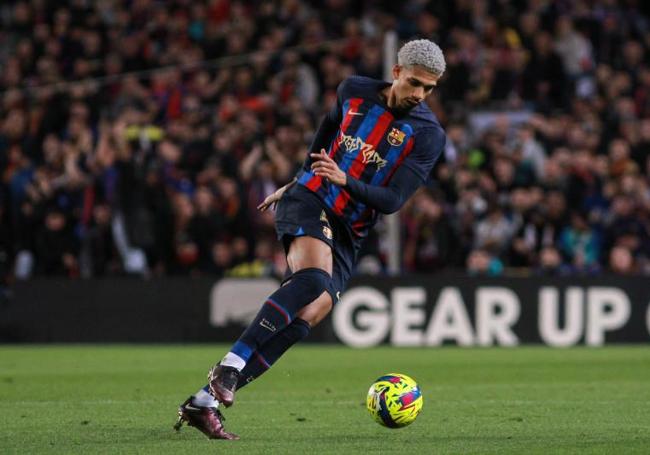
[174,39,447,439]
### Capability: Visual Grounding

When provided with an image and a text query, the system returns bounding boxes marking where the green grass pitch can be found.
[1,345,649,454]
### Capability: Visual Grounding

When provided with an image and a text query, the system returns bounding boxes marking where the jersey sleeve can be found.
[344,165,423,214]
[307,79,348,155]
[400,126,446,183]
[326,77,355,124]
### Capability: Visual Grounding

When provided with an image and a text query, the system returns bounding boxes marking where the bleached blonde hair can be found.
[397,39,446,76]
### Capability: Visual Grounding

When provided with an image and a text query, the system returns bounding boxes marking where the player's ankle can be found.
[192,387,219,408]
[221,352,247,371]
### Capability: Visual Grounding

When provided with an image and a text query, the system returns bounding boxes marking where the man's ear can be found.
[392,64,401,80]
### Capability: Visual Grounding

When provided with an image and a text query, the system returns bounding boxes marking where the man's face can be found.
[390,64,440,110]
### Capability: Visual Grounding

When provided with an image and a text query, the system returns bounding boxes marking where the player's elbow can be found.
[381,204,402,215]
[377,195,404,214]
[379,207,398,215]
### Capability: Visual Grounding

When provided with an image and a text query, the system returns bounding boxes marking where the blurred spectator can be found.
[554,16,594,80]
[513,123,547,180]
[467,248,503,276]
[608,245,638,275]
[80,202,119,277]
[521,31,566,109]
[535,246,564,276]
[34,207,79,277]
[559,211,601,274]
[403,189,460,272]
[473,201,516,254]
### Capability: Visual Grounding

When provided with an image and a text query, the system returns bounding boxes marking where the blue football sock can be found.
[222,268,330,367]
[237,318,311,389]
[197,318,311,399]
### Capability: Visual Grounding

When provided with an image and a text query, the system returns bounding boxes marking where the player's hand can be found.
[310,149,347,186]
[257,180,294,212]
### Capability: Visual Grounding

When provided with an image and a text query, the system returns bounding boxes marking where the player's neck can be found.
[380,85,411,115]
[380,86,398,109]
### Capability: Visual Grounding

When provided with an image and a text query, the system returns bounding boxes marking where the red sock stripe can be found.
[264,299,291,325]
[255,352,271,369]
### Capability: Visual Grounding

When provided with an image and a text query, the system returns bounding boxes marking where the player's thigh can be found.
[297,291,333,327]
[286,236,333,275]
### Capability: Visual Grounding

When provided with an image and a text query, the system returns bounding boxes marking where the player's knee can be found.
[287,267,332,303]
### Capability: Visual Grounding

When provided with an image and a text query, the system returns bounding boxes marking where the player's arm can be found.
[306,79,348,158]
[257,177,297,212]
[308,105,341,156]
[310,149,422,214]
[344,166,423,214]
[259,81,350,212]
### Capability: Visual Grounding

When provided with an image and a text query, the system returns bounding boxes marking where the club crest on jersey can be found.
[387,128,406,146]
[322,226,333,240]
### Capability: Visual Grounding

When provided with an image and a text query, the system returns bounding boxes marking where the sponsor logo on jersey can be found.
[338,134,387,169]
[387,127,406,146]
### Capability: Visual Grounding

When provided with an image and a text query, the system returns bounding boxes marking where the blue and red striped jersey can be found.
[296,76,446,238]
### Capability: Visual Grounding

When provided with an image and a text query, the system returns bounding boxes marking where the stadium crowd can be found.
[1,0,650,281]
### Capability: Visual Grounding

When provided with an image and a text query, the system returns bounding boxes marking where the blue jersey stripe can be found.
[348,202,367,223]
[298,170,312,185]
[324,104,388,209]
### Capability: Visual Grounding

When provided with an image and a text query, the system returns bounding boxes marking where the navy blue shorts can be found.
[275,184,360,303]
